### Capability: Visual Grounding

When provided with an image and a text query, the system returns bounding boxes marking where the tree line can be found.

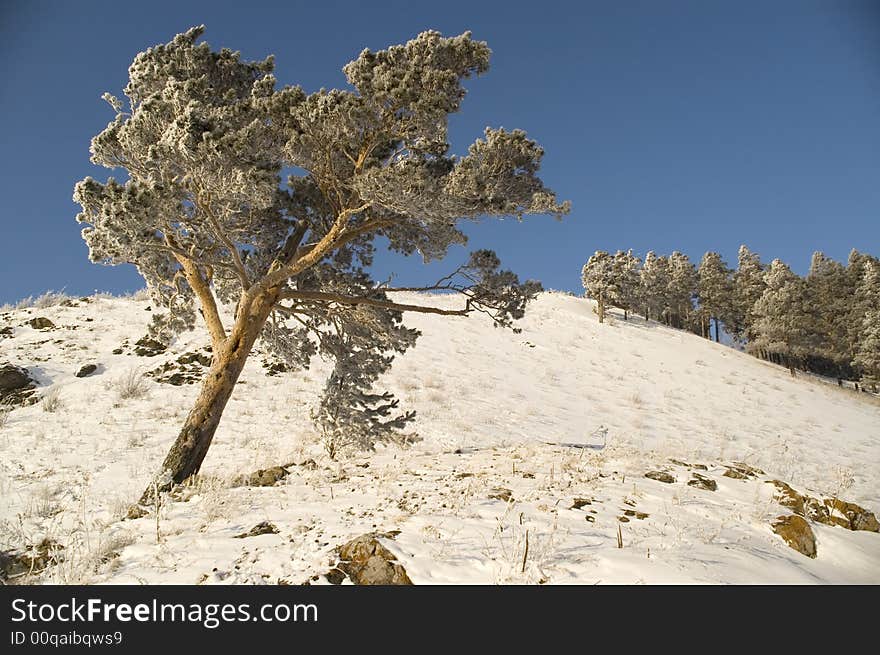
[581,246,880,389]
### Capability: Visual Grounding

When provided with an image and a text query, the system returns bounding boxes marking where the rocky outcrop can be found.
[768,480,879,533]
[687,473,717,491]
[0,363,37,405]
[133,336,166,357]
[333,532,413,585]
[772,515,817,558]
[645,471,675,484]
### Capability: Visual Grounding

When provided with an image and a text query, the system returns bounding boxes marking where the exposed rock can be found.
[234,521,279,538]
[724,462,764,480]
[177,351,212,367]
[0,539,64,581]
[571,497,592,510]
[233,466,290,487]
[584,515,595,523]
[688,473,717,492]
[0,326,12,338]
[772,515,817,558]
[262,360,288,376]
[334,532,412,585]
[133,336,166,357]
[645,471,675,484]
[75,364,98,378]
[618,516,630,523]
[821,498,880,533]
[126,505,149,520]
[769,480,806,516]
[488,487,514,502]
[0,363,37,405]
[112,348,124,355]
[27,317,55,330]
[623,509,649,519]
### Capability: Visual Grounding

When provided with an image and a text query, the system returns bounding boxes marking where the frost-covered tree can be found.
[853,260,880,389]
[855,310,880,391]
[749,259,818,375]
[581,250,616,323]
[611,249,641,320]
[697,251,732,342]
[731,245,766,341]
[74,27,568,502]
[806,251,851,378]
[639,251,669,322]
[666,251,697,329]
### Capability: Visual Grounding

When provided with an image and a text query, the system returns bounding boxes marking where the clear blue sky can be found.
[1,0,878,303]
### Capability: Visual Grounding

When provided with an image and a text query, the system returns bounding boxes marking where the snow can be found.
[1,290,878,584]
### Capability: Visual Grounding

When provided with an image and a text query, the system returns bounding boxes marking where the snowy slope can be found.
[0,290,878,584]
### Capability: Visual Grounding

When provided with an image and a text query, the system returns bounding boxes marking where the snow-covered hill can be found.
[1,290,878,584]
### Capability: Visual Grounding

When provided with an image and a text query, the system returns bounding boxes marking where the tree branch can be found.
[197,193,250,289]
[277,290,469,316]
[255,203,374,293]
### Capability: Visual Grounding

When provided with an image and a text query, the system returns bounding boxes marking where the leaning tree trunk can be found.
[139,292,277,505]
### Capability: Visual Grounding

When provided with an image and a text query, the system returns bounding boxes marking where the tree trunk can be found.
[714,318,720,343]
[597,294,605,323]
[138,292,277,505]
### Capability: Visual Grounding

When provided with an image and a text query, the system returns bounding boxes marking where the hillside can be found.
[1,290,878,584]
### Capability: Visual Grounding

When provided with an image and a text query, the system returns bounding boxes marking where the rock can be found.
[618,516,630,522]
[769,480,806,516]
[234,521,279,538]
[724,462,764,480]
[0,363,37,405]
[133,336,166,357]
[27,317,55,330]
[772,515,817,558]
[645,471,675,484]
[177,352,212,367]
[234,466,289,487]
[822,498,880,533]
[571,497,592,510]
[0,539,64,581]
[623,509,649,519]
[335,532,412,585]
[584,515,595,523]
[75,364,98,378]
[0,326,12,338]
[112,348,124,355]
[126,505,149,520]
[488,487,514,502]
[0,363,34,394]
[324,568,346,585]
[688,474,717,492]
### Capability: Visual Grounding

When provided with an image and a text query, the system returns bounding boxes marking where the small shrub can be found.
[41,386,64,413]
[116,368,150,401]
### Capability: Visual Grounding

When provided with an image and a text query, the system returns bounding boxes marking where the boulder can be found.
[0,363,36,405]
[27,317,55,330]
[772,515,817,558]
[335,532,412,585]
[75,364,98,378]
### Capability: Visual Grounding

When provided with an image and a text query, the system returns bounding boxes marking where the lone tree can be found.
[74,27,568,503]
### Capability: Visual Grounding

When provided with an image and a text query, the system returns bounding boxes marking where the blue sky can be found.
[1,0,878,302]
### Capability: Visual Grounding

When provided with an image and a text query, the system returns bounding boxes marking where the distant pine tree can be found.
[582,250,616,323]
[639,251,669,322]
[667,251,697,329]
[853,260,880,390]
[806,251,851,380]
[749,259,820,376]
[611,249,641,320]
[731,245,766,342]
[697,251,733,342]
